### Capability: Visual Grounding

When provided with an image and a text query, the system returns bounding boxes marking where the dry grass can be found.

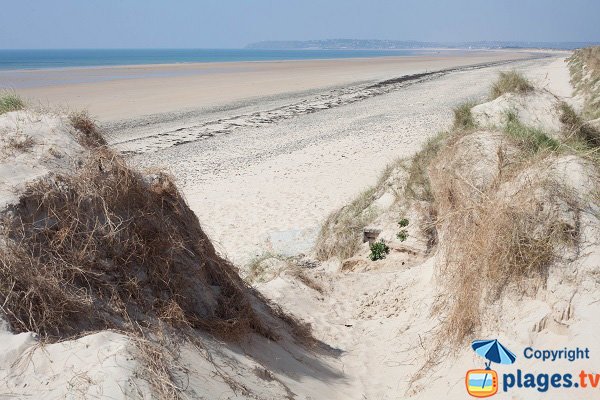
[559,102,600,148]
[314,187,378,261]
[0,147,269,341]
[5,134,35,153]
[287,268,325,294]
[436,200,571,343]
[430,143,580,344]
[131,335,187,399]
[246,253,282,283]
[69,110,107,147]
[568,46,600,119]
[452,101,477,131]
[0,90,25,115]
[404,132,448,202]
[490,71,534,100]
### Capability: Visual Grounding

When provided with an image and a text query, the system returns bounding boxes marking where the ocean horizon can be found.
[0,48,433,71]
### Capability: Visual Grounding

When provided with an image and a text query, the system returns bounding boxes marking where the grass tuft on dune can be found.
[0,90,25,115]
[490,70,534,99]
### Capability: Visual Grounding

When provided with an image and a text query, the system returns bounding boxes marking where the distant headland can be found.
[246,39,599,50]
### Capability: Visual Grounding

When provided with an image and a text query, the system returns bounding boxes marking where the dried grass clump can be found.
[0,90,25,115]
[69,110,106,147]
[5,134,35,153]
[490,71,534,100]
[430,139,580,344]
[131,336,187,399]
[0,148,268,341]
[559,102,600,148]
[436,197,574,343]
[452,101,477,131]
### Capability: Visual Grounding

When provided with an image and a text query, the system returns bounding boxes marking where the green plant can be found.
[490,71,534,99]
[504,111,560,153]
[396,230,409,242]
[369,239,390,261]
[0,91,25,115]
[397,218,410,241]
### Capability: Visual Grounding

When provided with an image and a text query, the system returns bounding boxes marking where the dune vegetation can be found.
[0,104,292,342]
[489,70,534,99]
[0,90,25,115]
[568,46,600,119]
[316,56,600,346]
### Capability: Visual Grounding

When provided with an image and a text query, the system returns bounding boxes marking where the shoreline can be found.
[6,50,545,121]
[0,48,515,73]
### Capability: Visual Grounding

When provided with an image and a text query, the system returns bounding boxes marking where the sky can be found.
[1,0,599,49]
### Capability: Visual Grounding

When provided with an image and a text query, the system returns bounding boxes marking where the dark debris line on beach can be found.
[113,55,549,155]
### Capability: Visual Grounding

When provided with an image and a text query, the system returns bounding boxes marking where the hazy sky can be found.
[1,0,599,49]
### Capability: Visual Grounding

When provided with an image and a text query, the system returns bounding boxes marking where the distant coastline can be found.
[245,39,599,50]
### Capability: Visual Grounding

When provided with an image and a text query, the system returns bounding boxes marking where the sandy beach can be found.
[3,0,600,398]
[84,50,565,265]
[6,50,538,121]
[4,46,600,400]
[5,50,569,267]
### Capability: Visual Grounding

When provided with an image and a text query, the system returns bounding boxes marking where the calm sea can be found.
[0,49,427,71]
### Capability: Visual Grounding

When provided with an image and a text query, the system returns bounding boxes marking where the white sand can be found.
[115,55,569,265]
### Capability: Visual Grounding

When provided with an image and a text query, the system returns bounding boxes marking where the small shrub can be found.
[397,218,410,241]
[369,239,390,261]
[452,101,477,130]
[0,91,25,115]
[396,230,409,242]
[490,71,534,100]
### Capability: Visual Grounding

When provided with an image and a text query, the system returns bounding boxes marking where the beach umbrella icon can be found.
[472,339,516,369]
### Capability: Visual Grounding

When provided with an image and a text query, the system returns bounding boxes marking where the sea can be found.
[0,48,428,71]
